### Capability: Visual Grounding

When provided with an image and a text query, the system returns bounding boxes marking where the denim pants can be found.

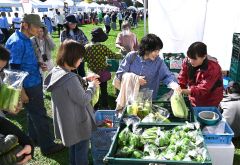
[69,139,89,165]
[24,83,55,152]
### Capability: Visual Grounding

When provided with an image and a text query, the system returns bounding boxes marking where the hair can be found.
[227,82,240,94]
[122,21,131,30]
[187,42,207,59]
[138,33,163,57]
[1,12,6,17]
[0,45,10,61]
[56,39,85,67]
[14,12,18,17]
[63,23,80,35]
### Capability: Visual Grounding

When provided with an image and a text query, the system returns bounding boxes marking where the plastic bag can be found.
[0,69,28,112]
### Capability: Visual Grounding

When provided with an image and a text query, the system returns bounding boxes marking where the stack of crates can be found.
[91,110,119,165]
[229,33,240,82]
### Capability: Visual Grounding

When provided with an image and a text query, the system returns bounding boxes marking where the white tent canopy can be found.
[45,0,64,8]
[148,0,240,70]
[31,0,52,9]
[0,0,22,8]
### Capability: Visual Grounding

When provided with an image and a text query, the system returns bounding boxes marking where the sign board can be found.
[38,8,48,12]
[0,7,13,12]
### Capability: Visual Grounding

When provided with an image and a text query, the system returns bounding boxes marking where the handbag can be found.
[98,70,111,82]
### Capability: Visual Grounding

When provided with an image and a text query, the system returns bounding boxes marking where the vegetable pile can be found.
[0,135,24,165]
[115,123,210,162]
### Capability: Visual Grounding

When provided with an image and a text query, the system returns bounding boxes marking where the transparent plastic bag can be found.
[0,69,28,112]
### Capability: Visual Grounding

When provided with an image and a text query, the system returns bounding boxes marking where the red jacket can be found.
[178,58,223,107]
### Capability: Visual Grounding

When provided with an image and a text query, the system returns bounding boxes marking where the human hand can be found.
[21,89,29,104]
[181,89,191,95]
[86,73,100,81]
[139,76,147,86]
[8,101,23,115]
[120,46,126,51]
[40,62,48,72]
[92,79,100,87]
[16,145,32,165]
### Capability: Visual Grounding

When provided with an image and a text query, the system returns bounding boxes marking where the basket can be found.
[193,107,234,144]
[163,53,185,72]
[104,124,212,165]
[91,110,119,165]
[107,59,122,72]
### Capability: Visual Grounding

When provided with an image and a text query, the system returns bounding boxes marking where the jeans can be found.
[24,83,55,152]
[69,139,89,165]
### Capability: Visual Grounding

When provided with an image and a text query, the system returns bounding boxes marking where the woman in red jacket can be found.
[178,42,223,107]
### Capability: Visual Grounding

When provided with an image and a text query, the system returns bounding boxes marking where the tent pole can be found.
[144,0,147,35]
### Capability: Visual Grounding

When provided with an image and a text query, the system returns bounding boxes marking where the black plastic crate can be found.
[163,53,185,72]
[232,33,240,46]
[104,124,212,165]
[231,45,240,60]
[229,57,240,82]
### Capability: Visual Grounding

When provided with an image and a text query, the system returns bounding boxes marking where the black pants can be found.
[57,24,63,36]
[119,20,123,30]
[105,25,111,34]
[0,28,9,43]
[99,81,108,108]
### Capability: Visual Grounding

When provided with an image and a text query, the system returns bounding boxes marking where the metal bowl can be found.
[198,111,220,126]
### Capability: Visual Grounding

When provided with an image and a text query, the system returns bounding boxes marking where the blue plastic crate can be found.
[91,110,118,165]
[193,107,234,144]
[193,106,223,122]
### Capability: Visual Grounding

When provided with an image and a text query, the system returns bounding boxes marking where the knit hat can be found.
[64,15,78,24]
[23,14,44,27]
[91,27,108,43]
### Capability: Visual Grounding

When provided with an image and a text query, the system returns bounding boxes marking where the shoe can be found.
[42,144,65,156]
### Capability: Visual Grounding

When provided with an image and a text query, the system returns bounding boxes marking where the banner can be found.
[0,7,13,12]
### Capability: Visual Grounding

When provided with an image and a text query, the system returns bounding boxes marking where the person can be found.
[55,12,64,37]
[60,14,88,77]
[131,10,138,28]
[44,39,100,165]
[43,14,53,34]
[12,12,21,31]
[103,13,111,34]
[177,42,223,107]
[0,116,34,165]
[31,25,55,78]
[0,45,33,165]
[84,27,121,109]
[117,11,123,31]
[111,12,117,30]
[97,10,103,24]
[115,21,138,56]
[220,81,240,137]
[5,14,64,156]
[115,33,178,100]
[0,12,10,43]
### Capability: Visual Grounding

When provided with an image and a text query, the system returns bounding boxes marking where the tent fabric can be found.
[31,0,52,9]
[0,0,22,8]
[148,0,240,70]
